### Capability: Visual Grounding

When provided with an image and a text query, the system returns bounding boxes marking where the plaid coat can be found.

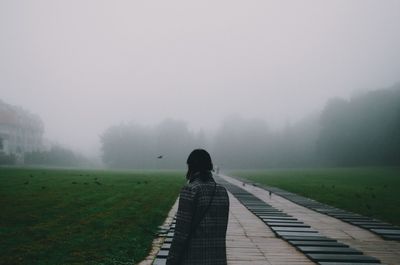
[166,174,229,265]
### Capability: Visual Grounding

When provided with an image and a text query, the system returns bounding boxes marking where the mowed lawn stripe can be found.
[233,167,400,226]
[0,168,184,265]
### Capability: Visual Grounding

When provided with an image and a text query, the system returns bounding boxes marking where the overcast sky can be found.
[1,0,399,156]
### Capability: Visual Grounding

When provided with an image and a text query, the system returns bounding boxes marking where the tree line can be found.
[101,119,206,169]
[318,86,400,166]
[101,84,399,169]
[24,145,94,168]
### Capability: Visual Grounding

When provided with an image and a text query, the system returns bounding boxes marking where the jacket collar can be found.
[189,171,214,183]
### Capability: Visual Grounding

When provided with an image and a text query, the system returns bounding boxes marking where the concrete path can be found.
[146,191,314,265]
[138,201,178,265]
[222,175,400,265]
[226,192,314,265]
[145,175,400,265]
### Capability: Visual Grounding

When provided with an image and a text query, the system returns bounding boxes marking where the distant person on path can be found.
[166,149,230,265]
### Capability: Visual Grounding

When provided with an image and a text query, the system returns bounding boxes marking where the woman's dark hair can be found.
[186,149,213,180]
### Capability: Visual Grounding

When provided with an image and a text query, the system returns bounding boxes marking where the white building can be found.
[0,100,44,157]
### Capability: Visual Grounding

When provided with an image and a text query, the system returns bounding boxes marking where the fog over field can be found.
[1,0,400,158]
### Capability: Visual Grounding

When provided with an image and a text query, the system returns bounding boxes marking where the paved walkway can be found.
[144,175,400,265]
[222,175,400,265]
[138,201,178,265]
[226,192,314,265]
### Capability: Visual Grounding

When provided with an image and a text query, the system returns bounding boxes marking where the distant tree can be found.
[25,145,88,167]
[274,114,322,167]
[101,124,153,168]
[100,84,400,169]
[154,119,196,169]
[317,84,400,166]
[212,115,273,169]
[211,114,321,169]
[0,152,16,165]
[101,119,201,169]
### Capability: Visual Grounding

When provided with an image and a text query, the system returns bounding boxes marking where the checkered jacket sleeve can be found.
[166,178,229,265]
[166,184,197,265]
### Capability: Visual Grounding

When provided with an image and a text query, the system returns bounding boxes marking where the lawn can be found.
[0,168,185,265]
[231,167,400,226]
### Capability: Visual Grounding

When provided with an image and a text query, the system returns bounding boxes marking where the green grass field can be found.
[232,167,400,226]
[0,168,185,265]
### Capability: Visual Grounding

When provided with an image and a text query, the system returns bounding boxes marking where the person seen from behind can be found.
[166,149,230,265]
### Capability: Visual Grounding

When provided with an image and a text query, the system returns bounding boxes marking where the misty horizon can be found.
[1,1,400,157]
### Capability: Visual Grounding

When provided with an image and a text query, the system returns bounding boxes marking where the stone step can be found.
[298,246,362,254]
[268,223,310,227]
[153,258,166,265]
[306,254,380,263]
[271,227,318,232]
[156,250,169,258]
[289,241,348,247]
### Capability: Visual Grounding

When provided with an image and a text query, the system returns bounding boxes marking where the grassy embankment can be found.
[0,168,185,265]
[232,167,400,226]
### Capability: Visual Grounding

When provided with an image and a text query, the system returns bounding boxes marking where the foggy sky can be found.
[1,0,400,156]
